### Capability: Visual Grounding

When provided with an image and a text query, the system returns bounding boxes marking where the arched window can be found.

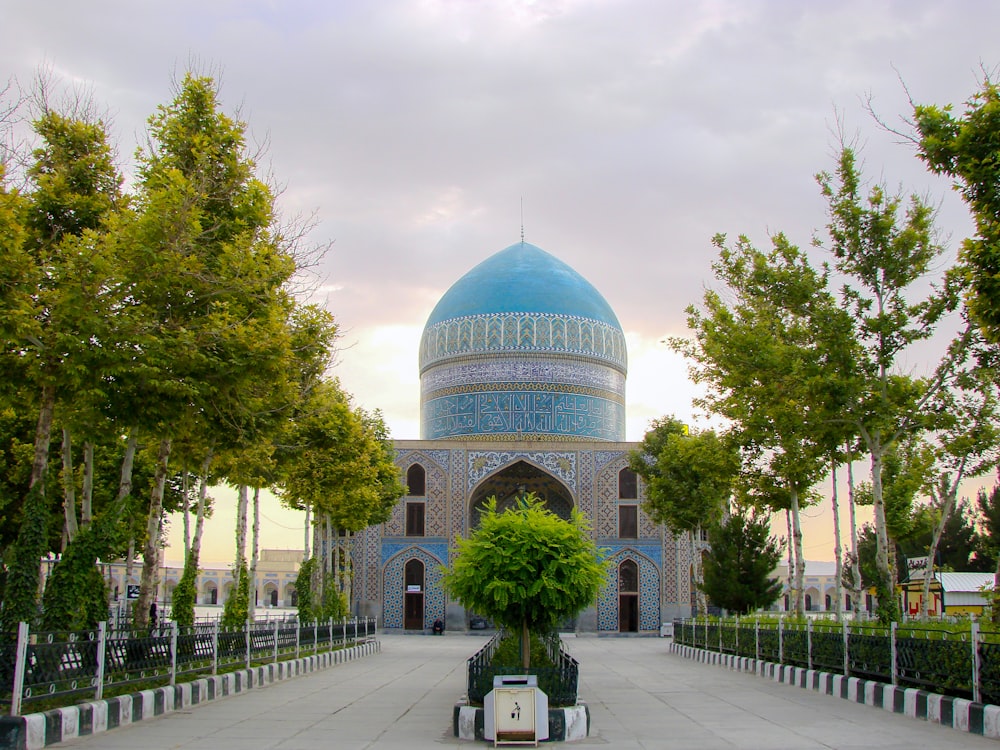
[207,587,218,605]
[825,594,831,611]
[619,560,639,593]
[406,464,426,497]
[805,593,813,611]
[618,467,637,499]
[270,589,279,606]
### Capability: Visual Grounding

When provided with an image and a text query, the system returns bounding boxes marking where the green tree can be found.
[441,494,607,669]
[0,484,50,631]
[817,147,962,622]
[280,380,405,612]
[913,76,1000,344]
[629,418,737,616]
[701,505,784,614]
[15,106,123,519]
[221,558,249,629]
[127,72,296,629]
[671,233,852,617]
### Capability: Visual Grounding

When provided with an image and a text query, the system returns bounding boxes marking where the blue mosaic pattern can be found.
[597,546,661,632]
[468,451,576,493]
[420,312,627,372]
[421,356,625,396]
[381,545,447,630]
[424,391,625,441]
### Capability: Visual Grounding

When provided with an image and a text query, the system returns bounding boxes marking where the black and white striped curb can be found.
[0,640,380,750]
[671,642,1000,739]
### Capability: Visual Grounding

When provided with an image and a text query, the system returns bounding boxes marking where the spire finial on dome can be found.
[520,197,524,243]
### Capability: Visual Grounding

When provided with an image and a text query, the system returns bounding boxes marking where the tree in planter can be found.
[701,504,784,615]
[441,494,607,670]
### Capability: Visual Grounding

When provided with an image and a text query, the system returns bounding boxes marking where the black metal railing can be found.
[673,617,1000,705]
[466,630,579,707]
[0,617,376,716]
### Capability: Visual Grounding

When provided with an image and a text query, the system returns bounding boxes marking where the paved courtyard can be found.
[52,634,999,749]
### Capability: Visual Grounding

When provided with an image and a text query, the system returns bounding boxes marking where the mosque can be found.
[353,241,693,633]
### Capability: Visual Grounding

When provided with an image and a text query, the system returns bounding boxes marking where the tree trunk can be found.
[785,509,794,613]
[847,451,862,617]
[311,520,323,612]
[993,555,1000,627]
[691,526,707,616]
[789,489,805,617]
[116,430,138,504]
[234,484,249,591]
[869,438,898,621]
[921,474,962,620]
[831,459,843,621]
[29,384,56,491]
[61,426,78,548]
[303,506,311,559]
[125,537,135,586]
[81,442,94,525]
[249,486,260,620]
[135,437,171,630]
[521,619,531,670]
[189,452,213,566]
[182,469,191,558]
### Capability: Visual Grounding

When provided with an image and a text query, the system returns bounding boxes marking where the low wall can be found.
[0,640,380,750]
[671,642,1000,739]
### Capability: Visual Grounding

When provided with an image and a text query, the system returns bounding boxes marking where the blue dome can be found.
[419,241,628,442]
[424,242,622,330]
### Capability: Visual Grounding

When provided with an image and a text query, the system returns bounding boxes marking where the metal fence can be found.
[673,617,1000,705]
[466,630,579,707]
[0,617,376,716]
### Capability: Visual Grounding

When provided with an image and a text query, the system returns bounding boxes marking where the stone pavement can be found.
[50,634,999,749]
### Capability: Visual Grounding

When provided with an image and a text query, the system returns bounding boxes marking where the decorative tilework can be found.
[578,450,595,531]
[419,312,628,372]
[468,451,576,493]
[597,546,661,632]
[421,357,626,396]
[358,526,380,607]
[449,448,466,561]
[381,545,447,630]
[368,440,685,630]
[424,390,625,442]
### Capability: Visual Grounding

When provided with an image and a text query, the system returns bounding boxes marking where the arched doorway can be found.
[404,559,424,630]
[618,560,639,632]
[469,460,574,526]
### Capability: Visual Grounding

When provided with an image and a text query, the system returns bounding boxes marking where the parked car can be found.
[469,615,491,630]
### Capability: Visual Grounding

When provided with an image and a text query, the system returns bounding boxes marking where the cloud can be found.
[4,0,995,561]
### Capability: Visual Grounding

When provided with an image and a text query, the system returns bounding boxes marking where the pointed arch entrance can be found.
[618,560,639,632]
[469,459,574,526]
[404,559,424,630]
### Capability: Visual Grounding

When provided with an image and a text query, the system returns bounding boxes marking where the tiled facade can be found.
[354,441,693,633]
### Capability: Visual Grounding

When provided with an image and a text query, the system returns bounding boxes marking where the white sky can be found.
[3,0,996,564]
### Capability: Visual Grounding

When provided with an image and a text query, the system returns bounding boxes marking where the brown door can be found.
[404,559,425,630]
[618,560,639,632]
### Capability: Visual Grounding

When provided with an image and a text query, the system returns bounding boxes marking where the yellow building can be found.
[901,572,994,618]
